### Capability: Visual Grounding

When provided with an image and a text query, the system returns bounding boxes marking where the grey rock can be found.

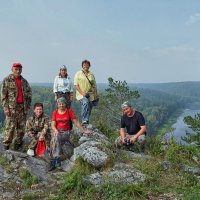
[84,169,145,186]
[61,159,75,172]
[122,150,151,160]
[24,156,52,181]
[82,146,108,167]
[180,164,200,175]
[162,160,171,170]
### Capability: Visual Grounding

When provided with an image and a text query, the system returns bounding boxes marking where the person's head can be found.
[57,97,67,110]
[12,63,22,78]
[121,101,134,116]
[33,103,44,117]
[82,60,90,71]
[59,65,68,78]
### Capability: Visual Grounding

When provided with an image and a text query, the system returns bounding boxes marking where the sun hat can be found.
[121,101,132,109]
[60,65,67,70]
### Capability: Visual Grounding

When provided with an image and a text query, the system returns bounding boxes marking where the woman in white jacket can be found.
[53,65,73,108]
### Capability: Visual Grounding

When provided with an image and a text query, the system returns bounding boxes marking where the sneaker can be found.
[4,144,9,150]
[27,149,35,156]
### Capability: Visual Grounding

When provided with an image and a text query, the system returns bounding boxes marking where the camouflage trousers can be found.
[28,132,51,150]
[3,103,26,146]
[50,130,74,160]
[115,133,146,152]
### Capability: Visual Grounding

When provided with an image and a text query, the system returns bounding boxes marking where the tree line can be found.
[0,78,189,134]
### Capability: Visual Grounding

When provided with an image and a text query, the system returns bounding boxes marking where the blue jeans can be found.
[80,97,94,123]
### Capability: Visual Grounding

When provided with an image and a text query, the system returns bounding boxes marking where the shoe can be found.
[14,142,23,151]
[4,144,9,150]
[27,149,35,156]
[82,121,89,127]
[55,157,61,168]
[48,159,56,171]
[14,144,21,151]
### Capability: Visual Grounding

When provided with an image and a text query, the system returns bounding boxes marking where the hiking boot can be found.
[4,144,10,150]
[48,159,56,171]
[55,157,61,168]
[13,143,23,151]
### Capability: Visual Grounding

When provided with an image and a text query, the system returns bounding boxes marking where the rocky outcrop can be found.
[0,124,149,199]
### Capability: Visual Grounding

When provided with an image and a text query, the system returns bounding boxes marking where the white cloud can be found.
[186,13,200,25]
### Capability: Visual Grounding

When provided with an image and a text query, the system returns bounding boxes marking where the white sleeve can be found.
[53,76,58,93]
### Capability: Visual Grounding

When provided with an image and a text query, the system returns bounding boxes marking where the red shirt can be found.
[15,77,24,103]
[52,109,76,130]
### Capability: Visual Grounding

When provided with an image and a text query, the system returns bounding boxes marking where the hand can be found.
[54,95,58,101]
[54,129,59,136]
[83,130,91,135]
[4,109,10,117]
[130,136,137,143]
[121,137,126,144]
[39,135,44,141]
[26,108,30,114]
[70,96,73,102]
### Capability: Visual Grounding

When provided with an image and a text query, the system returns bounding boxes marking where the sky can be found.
[0,0,200,84]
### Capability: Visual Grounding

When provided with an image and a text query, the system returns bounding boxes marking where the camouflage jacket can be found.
[0,74,32,113]
[26,113,50,137]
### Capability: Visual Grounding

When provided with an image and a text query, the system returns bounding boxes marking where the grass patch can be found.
[19,168,39,187]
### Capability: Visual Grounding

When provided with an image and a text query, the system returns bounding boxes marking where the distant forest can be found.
[1,81,200,135]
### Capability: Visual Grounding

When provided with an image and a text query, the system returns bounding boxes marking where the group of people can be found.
[0,60,147,171]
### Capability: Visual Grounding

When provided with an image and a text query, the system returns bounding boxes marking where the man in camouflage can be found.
[26,102,51,155]
[1,63,32,150]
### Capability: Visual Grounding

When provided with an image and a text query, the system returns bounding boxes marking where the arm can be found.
[26,118,35,138]
[72,119,91,134]
[130,125,146,143]
[120,128,126,144]
[51,121,59,136]
[75,85,87,97]
[53,76,58,101]
[38,115,50,140]
[0,78,10,116]
[23,79,32,114]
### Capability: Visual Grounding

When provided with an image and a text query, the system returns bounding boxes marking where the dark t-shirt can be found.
[121,111,146,135]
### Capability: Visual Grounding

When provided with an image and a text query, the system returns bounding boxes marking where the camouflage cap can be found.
[121,101,132,109]
[57,97,67,104]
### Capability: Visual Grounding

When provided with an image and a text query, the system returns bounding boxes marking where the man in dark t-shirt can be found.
[115,101,146,152]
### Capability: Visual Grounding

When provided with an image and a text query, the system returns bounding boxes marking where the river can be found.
[166,109,200,144]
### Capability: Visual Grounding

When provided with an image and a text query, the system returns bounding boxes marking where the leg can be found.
[28,136,38,150]
[136,134,146,152]
[13,104,26,149]
[80,97,90,123]
[3,116,16,149]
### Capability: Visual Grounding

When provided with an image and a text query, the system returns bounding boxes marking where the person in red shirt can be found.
[49,97,90,171]
[1,63,31,151]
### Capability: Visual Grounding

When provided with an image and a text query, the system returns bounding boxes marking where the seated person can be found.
[115,101,146,152]
[49,97,91,171]
[26,103,51,156]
